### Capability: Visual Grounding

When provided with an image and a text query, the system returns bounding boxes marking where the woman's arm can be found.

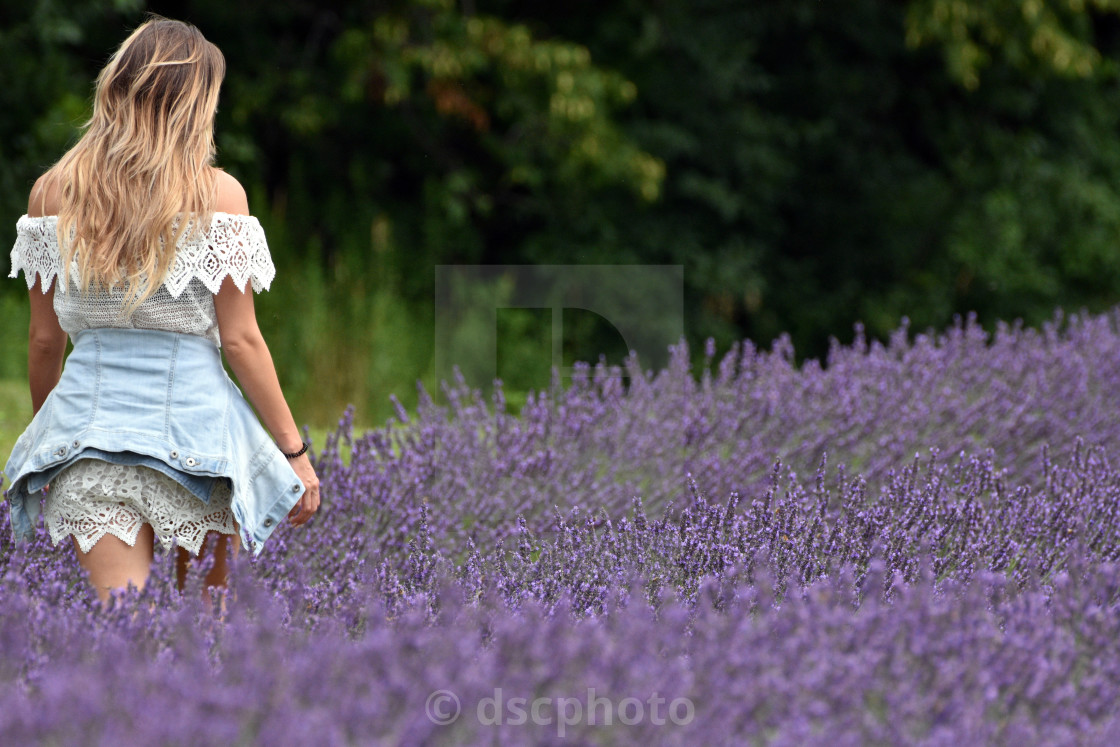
[210,172,320,526]
[214,276,321,526]
[26,175,68,415]
[27,277,67,415]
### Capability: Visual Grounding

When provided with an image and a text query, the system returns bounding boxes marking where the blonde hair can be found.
[44,16,225,310]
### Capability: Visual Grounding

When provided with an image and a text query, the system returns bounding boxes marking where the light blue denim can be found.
[3,327,305,554]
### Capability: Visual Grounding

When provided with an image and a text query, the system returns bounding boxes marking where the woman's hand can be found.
[287,453,320,526]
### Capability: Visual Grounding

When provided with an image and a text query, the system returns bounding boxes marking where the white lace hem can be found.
[43,460,237,555]
[10,212,275,297]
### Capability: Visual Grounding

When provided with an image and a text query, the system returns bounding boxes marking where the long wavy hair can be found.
[44,17,225,310]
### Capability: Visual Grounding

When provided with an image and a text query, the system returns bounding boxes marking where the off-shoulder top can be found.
[9,213,275,346]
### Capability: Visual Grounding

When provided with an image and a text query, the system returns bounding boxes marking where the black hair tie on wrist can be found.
[282,441,309,459]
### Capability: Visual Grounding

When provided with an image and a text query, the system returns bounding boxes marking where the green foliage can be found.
[1,0,664,423]
[335,0,661,201]
[906,0,1120,88]
[940,83,1120,318]
[489,0,1120,359]
[6,0,1120,425]
[0,378,33,469]
[0,0,143,220]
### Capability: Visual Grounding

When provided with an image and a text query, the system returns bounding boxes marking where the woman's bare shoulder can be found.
[212,169,250,216]
[27,173,61,218]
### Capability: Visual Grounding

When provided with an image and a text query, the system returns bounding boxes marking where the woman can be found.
[4,17,320,604]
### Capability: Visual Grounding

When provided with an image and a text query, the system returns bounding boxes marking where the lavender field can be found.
[4,311,1120,745]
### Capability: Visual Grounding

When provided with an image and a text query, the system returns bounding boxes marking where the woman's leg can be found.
[175,530,241,594]
[72,522,155,606]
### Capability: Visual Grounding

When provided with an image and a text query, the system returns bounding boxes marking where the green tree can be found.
[486,0,1120,359]
[906,0,1120,88]
[0,0,145,222]
[9,0,1120,419]
[2,0,667,419]
[0,0,146,381]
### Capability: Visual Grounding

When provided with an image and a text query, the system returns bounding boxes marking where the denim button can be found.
[170,450,179,459]
[55,446,68,457]
[72,440,80,448]
[185,457,197,467]
[291,484,301,493]
[263,518,273,527]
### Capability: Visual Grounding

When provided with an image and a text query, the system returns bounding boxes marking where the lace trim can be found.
[10,213,275,298]
[43,460,236,555]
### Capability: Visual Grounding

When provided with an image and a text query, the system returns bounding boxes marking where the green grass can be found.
[0,379,31,470]
[0,275,567,447]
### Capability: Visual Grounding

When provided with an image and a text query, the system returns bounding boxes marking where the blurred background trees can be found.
[4,0,1120,423]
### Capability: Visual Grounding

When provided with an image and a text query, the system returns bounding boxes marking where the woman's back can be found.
[13,207,275,346]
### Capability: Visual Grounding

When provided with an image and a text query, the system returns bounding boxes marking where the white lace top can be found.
[10,213,275,346]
